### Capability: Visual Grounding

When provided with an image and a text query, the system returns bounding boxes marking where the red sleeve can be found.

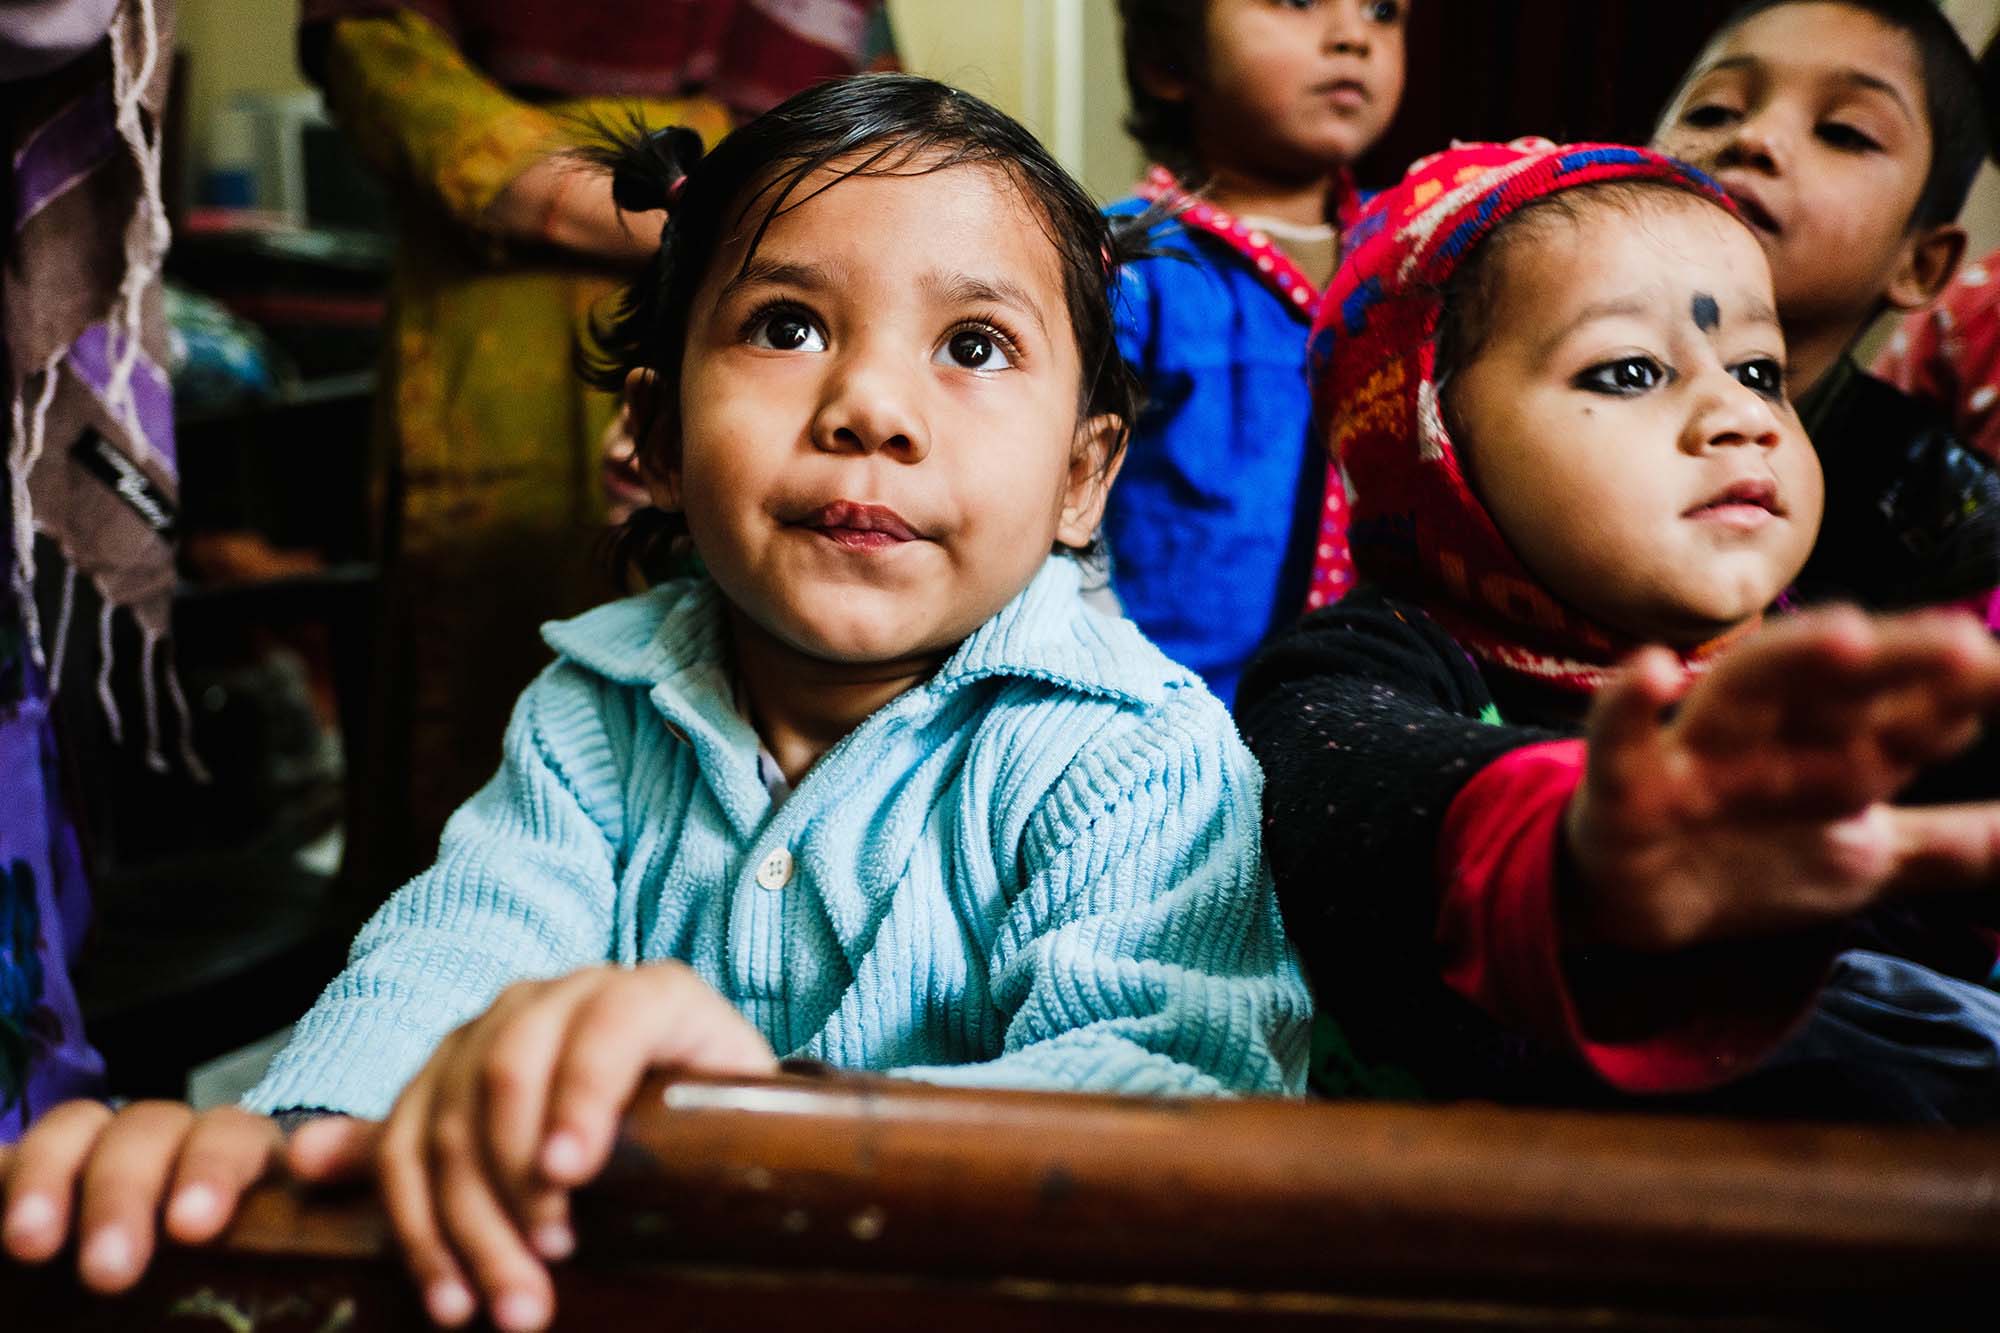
[1434,740,1833,1094]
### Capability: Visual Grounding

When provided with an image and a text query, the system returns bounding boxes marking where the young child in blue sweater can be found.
[1102,0,1408,703]
[0,76,1309,1332]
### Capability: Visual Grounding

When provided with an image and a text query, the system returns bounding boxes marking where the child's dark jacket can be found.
[1793,358,2000,618]
[1238,585,2000,1105]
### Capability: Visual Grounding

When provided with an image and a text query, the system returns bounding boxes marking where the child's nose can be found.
[1689,378,1784,453]
[1325,3,1372,53]
[1718,112,1789,176]
[811,353,930,461]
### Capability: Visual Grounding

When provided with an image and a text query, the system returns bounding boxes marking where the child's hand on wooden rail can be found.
[345,960,778,1331]
[1,1102,284,1293]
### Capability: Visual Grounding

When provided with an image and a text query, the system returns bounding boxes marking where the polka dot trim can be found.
[1138,164,1343,324]
[1305,467,1356,609]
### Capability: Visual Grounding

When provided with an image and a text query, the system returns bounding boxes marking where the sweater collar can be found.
[544,555,1166,709]
[541,558,1170,834]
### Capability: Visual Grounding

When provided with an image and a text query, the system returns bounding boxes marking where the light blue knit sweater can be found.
[246,557,1310,1116]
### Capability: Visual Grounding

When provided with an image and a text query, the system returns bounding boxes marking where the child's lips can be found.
[796,500,924,552]
[1685,477,1784,528]
[1718,180,1783,236]
[1314,78,1372,109]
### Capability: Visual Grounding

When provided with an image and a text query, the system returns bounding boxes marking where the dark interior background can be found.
[1359,0,1748,189]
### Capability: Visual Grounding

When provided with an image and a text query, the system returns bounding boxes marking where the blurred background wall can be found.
[175,1,1999,218]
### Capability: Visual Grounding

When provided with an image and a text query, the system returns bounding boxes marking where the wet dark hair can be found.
[1116,0,1208,177]
[1687,0,1989,229]
[579,74,1150,571]
[1433,180,1744,410]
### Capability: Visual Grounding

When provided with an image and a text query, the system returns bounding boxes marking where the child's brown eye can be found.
[1733,358,1785,399]
[745,306,827,352]
[1365,0,1403,22]
[1817,122,1880,152]
[1577,356,1668,396]
[936,328,1014,371]
[1682,104,1739,130]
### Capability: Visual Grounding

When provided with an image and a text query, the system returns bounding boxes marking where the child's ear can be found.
[1885,222,1968,312]
[1054,414,1126,549]
[623,367,685,512]
[1134,54,1193,106]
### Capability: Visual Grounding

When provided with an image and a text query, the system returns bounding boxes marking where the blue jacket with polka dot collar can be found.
[246,556,1311,1116]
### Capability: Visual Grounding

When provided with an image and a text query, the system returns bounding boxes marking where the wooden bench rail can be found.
[13,1072,2000,1329]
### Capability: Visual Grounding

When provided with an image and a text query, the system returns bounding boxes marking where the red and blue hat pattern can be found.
[1301,139,1740,692]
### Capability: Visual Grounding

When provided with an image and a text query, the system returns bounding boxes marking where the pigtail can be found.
[571,116,709,589]
[571,116,708,395]
[599,123,705,214]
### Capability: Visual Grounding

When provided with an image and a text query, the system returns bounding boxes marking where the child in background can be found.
[1103,0,1408,704]
[1875,28,2000,462]
[1653,0,2000,616]
[1,76,1309,1333]
[1241,139,2000,1121]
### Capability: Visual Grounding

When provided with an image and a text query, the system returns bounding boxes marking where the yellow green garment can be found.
[321,12,733,874]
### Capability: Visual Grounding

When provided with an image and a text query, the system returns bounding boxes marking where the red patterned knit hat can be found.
[1303,139,1746,693]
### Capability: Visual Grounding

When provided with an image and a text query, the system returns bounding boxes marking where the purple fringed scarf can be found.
[1,0,186,1136]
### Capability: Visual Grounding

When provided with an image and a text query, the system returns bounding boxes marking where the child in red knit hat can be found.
[1242,138,2000,1121]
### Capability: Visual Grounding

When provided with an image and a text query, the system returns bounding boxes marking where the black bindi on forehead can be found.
[1691,293,1720,334]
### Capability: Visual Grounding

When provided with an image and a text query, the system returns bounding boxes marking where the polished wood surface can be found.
[12,1072,2000,1329]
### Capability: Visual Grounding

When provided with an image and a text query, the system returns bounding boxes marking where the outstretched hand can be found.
[1566,606,2000,953]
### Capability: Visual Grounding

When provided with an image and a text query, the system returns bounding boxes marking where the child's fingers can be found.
[429,1109,555,1333]
[74,1101,195,1292]
[1586,647,1685,799]
[1702,746,1900,821]
[376,1062,476,1329]
[535,978,662,1190]
[1674,607,1981,753]
[540,966,776,1189]
[1747,612,2000,753]
[474,978,590,1216]
[1885,802,2000,895]
[1681,606,1874,739]
[163,1109,283,1246]
[1863,692,1989,774]
[517,1187,574,1265]
[285,1116,380,1184]
[2,1099,113,1263]
[418,1009,558,1329]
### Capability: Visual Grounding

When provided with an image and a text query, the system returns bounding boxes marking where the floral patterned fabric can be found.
[1874,247,2000,464]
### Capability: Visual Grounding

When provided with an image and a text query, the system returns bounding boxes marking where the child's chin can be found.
[782,609,951,668]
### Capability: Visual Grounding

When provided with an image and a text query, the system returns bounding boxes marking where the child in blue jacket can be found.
[1103,0,1409,703]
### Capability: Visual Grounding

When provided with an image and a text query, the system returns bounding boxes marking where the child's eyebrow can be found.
[1698,53,1917,126]
[922,270,1050,336]
[1535,298,1653,361]
[1535,293,1780,360]
[1826,68,1919,126]
[719,256,835,300]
